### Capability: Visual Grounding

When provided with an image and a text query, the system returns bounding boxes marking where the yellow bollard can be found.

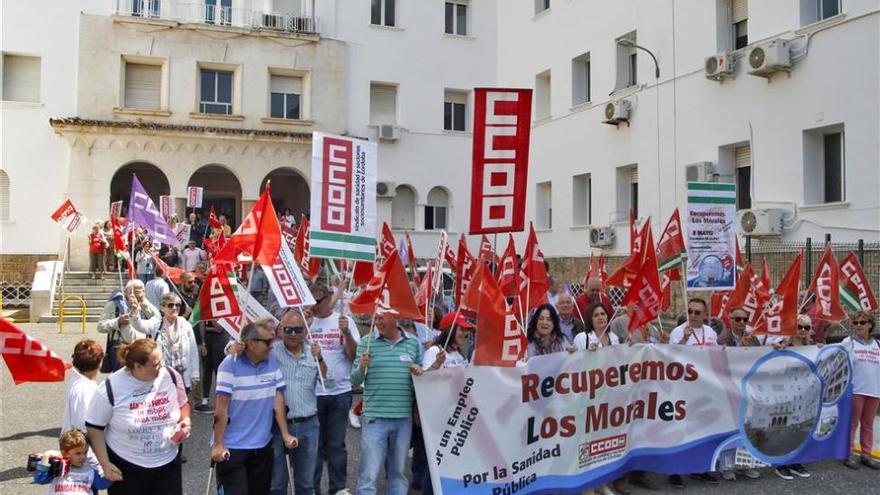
[58,295,87,334]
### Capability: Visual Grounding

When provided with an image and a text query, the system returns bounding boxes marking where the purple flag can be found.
[128,175,175,244]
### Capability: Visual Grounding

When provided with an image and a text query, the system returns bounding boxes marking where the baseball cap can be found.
[439,313,474,331]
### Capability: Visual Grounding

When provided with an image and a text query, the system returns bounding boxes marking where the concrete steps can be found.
[39,272,123,324]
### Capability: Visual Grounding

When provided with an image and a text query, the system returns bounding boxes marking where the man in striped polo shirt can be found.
[351,304,423,495]
[211,320,298,495]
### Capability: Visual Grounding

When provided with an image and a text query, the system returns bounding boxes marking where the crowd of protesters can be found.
[48,214,878,494]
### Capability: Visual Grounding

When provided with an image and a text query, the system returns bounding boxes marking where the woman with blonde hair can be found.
[131,293,200,392]
[842,310,880,470]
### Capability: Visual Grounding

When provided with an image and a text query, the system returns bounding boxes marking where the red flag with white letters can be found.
[839,253,878,312]
[293,215,321,280]
[623,229,661,333]
[190,266,241,323]
[379,223,396,260]
[454,235,478,308]
[754,253,802,337]
[0,319,67,384]
[349,250,421,318]
[497,234,519,298]
[473,266,527,367]
[517,224,550,313]
[807,245,847,322]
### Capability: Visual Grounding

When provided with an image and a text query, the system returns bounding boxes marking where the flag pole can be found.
[297,306,327,393]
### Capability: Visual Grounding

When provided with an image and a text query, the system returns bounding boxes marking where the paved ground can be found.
[1,322,877,494]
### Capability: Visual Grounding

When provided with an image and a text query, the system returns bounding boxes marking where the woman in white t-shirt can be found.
[131,293,200,391]
[573,302,619,351]
[842,310,880,470]
[85,339,191,495]
[422,313,473,371]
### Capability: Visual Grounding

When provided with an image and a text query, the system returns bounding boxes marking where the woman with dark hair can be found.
[573,302,619,351]
[63,339,105,461]
[423,313,473,371]
[842,310,880,470]
[86,339,191,495]
[526,304,567,357]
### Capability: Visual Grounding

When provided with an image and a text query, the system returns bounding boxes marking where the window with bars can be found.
[444,90,467,131]
[445,2,467,35]
[371,0,396,27]
[270,74,302,119]
[199,69,233,115]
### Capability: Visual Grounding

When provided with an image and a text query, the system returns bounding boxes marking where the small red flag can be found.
[208,206,222,229]
[623,229,661,332]
[607,220,650,288]
[517,223,551,313]
[454,235,478,308]
[497,234,519,298]
[150,252,184,285]
[352,260,374,287]
[474,267,527,367]
[213,187,281,267]
[349,250,421,319]
[404,231,420,285]
[293,215,321,281]
[839,253,878,312]
[191,266,241,323]
[761,258,772,292]
[656,208,687,272]
[807,245,847,322]
[379,223,396,260]
[0,319,67,384]
[754,252,802,337]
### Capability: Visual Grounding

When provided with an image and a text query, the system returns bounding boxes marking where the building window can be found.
[0,170,9,221]
[132,0,160,18]
[803,125,845,205]
[444,90,467,131]
[571,52,591,106]
[819,0,840,20]
[445,1,467,35]
[391,185,416,229]
[536,181,552,229]
[205,0,232,25]
[199,69,233,115]
[535,70,551,120]
[534,0,550,15]
[616,165,638,220]
[2,54,41,103]
[735,145,752,210]
[731,0,748,50]
[572,174,591,226]
[371,0,396,27]
[270,74,302,120]
[370,83,397,125]
[801,0,841,25]
[124,62,161,110]
[614,31,637,92]
[425,187,448,230]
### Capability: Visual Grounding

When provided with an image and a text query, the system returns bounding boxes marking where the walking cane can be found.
[205,461,215,495]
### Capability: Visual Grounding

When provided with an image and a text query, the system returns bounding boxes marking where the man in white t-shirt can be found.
[308,283,359,495]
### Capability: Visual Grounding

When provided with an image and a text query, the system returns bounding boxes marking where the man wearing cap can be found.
[351,303,423,495]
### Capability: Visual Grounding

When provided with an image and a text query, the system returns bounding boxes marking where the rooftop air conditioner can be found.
[686,162,717,182]
[589,226,615,247]
[747,39,791,77]
[379,125,401,141]
[376,181,396,198]
[602,100,630,126]
[738,208,783,236]
[705,52,735,81]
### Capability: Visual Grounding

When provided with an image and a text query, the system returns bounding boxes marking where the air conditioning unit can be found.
[602,99,630,126]
[747,39,791,77]
[589,226,615,247]
[738,208,783,236]
[704,52,735,81]
[686,162,717,182]
[376,181,396,198]
[378,125,401,141]
[260,13,283,29]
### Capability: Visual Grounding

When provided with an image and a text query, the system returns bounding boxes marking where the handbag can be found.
[100,328,122,373]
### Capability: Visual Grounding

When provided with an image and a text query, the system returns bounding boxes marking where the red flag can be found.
[720,263,757,326]
[208,206,222,229]
[656,208,686,272]
[754,253,802,337]
[444,241,457,271]
[761,258,772,292]
[379,223,396,260]
[607,220,650,288]
[659,272,673,311]
[349,250,421,319]
[735,239,745,273]
[293,215,321,280]
[629,209,637,250]
[497,234,519,298]
[711,291,731,319]
[110,217,127,252]
[454,235,478,308]
[478,234,496,264]
[459,261,486,317]
[213,187,282,266]
[0,319,67,384]
[191,266,241,323]
[414,260,434,313]
[517,223,551,313]
[623,229,661,332]
[807,245,847,322]
[403,231,420,285]
[150,253,184,285]
[839,253,878,312]
[352,260,374,287]
[473,268,527,367]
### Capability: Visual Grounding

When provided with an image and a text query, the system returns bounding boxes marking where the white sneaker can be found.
[348,409,361,429]
[333,490,352,495]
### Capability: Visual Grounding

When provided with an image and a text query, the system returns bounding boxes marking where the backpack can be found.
[99,291,128,373]
[105,365,179,407]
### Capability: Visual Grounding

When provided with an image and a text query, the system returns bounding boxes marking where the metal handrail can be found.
[58,295,87,334]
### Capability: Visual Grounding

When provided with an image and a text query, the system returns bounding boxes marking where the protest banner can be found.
[262,241,316,309]
[50,199,86,234]
[469,88,532,234]
[415,344,852,494]
[175,223,191,248]
[685,182,737,290]
[159,195,175,219]
[309,132,377,261]
[217,290,278,340]
[109,200,123,219]
[186,186,203,208]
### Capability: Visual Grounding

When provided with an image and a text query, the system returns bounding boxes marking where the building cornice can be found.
[49,117,312,144]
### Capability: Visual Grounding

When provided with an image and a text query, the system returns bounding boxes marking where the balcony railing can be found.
[114,0,319,34]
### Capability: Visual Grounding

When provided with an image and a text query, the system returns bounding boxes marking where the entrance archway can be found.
[260,167,310,221]
[109,162,170,217]
[188,164,242,228]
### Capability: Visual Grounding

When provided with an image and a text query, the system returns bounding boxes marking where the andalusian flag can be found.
[839,253,878,312]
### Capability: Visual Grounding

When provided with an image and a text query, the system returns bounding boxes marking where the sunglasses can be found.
[732,317,749,323]
[852,320,870,326]
[797,325,812,330]
[164,303,181,308]
[250,338,274,346]
[687,309,704,315]
[283,326,305,335]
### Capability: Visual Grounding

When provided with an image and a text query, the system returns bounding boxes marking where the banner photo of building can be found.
[309,132,377,261]
[414,344,853,494]
[685,182,737,290]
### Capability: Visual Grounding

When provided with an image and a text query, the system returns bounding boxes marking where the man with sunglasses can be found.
[270,310,331,495]
[307,283,359,495]
[212,320,297,495]
[668,297,720,488]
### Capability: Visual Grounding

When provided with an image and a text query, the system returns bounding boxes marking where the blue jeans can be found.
[314,392,352,493]
[357,417,412,495]
[270,416,319,495]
